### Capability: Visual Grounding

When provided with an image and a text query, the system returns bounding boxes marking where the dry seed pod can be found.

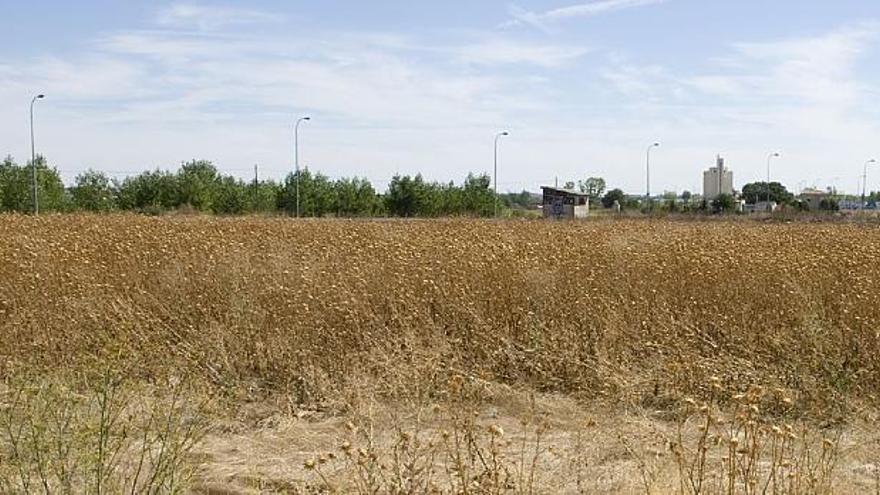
[488,424,504,437]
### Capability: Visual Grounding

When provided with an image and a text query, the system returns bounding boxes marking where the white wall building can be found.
[703,155,734,200]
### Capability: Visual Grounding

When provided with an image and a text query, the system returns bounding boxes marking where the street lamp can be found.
[862,159,877,210]
[766,152,781,211]
[30,94,45,215]
[645,142,660,205]
[294,116,311,218]
[493,131,509,218]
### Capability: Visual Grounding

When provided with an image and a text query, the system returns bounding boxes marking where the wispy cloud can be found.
[0,6,575,183]
[157,3,282,31]
[724,24,877,108]
[453,38,591,67]
[507,0,667,31]
[595,22,880,166]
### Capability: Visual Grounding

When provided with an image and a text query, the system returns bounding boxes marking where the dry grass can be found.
[2,214,880,493]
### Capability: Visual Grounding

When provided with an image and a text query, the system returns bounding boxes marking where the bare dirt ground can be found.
[191,387,880,494]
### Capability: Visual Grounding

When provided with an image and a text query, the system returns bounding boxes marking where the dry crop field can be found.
[1,214,880,493]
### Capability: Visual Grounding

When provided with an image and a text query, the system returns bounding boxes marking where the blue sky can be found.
[2,0,880,194]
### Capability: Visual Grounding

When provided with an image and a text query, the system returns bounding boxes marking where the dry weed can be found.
[2,215,880,492]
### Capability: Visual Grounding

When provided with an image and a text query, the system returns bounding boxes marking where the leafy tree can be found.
[711,193,736,213]
[460,173,494,217]
[116,169,179,211]
[741,182,794,205]
[245,179,279,213]
[578,177,606,204]
[385,174,429,217]
[563,181,576,190]
[277,171,299,216]
[36,160,68,212]
[277,169,335,217]
[213,176,249,215]
[304,171,335,217]
[177,160,220,211]
[819,198,840,212]
[601,188,626,209]
[334,177,380,216]
[681,190,692,203]
[502,190,535,210]
[0,156,67,212]
[382,173,497,217]
[425,181,459,217]
[72,169,116,212]
[0,156,31,212]
[792,200,810,211]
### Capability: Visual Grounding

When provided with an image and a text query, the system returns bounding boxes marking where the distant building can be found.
[799,188,830,210]
[703,155,734,201]
[541,186,589,219]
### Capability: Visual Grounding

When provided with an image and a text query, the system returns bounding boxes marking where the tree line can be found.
[0,156,517,217]
[4,155,873,216]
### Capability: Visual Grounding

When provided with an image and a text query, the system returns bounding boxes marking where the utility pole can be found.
[493,131,509,218]
[253,164,259,209]
[294,116,311,218]
[766,152,781,211]
[30,94,45,215]
[862,159,877,210]
[645,142,660,208]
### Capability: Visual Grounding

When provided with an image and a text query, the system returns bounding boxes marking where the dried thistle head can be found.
[488,424,504,437]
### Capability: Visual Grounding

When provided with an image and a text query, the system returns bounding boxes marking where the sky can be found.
[2,0,880,195]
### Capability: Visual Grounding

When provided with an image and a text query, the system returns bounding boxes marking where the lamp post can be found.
[493,131,509,218]
[294,116,311,218]
[862,159,877,210]
[30,94,45,215]
[645,142,660,206]
[766,152,780,211]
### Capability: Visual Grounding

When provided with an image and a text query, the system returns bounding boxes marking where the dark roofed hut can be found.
[541,186,590,219]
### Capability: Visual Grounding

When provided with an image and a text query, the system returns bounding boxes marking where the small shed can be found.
[799,188,830,211]
[541,186,589,219]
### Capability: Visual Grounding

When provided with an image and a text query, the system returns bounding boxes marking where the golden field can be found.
[1,214,880,493]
